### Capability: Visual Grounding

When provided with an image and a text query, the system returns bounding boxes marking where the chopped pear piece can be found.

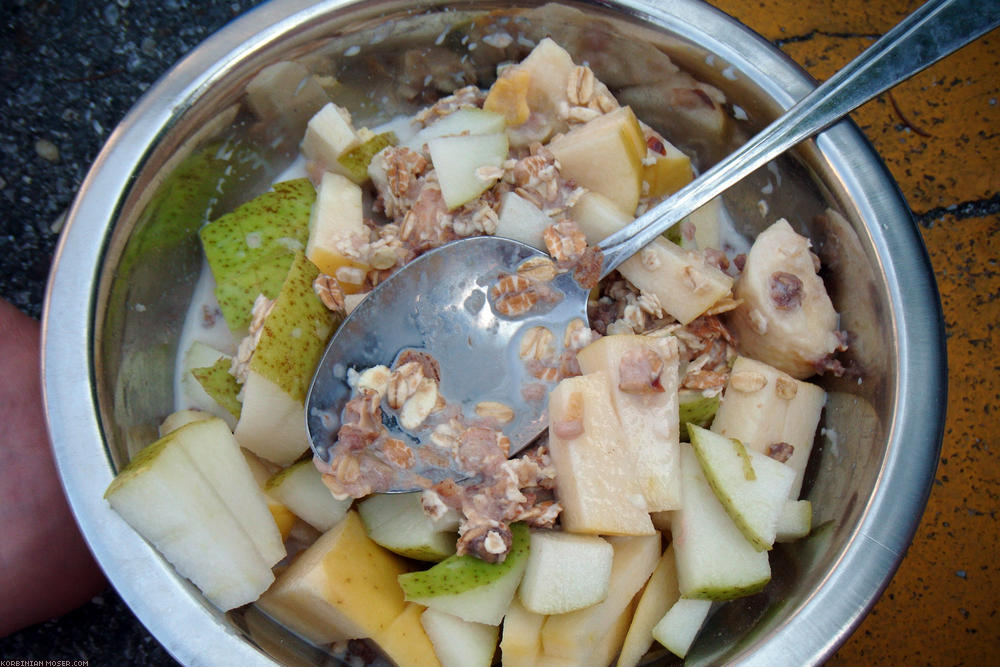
[408,108,506,148]
[711,356,826,498]
[305,171,369,293]
[726,219,842,378]
[234,252,339,465]
[427,132,508,210]
[266,460,352,532]
[398,523,530,626]
[158,409,213,436]
[257,511,413,644]
[618,544,682,667]
[104,419,281,610]
[547,372,656,536]
[191,354,242,421]
[376,603,443,667]
[775,499,813,542]
[569,191,733,324]
[358,492,460,562]
[300,102,361,173]
[576,334,682,511]
[650,597,713,659]
[641,131,693,199]
[539,533,660,665]
[517,531,613,615]
[245,61,329,125]
[421,608,499,667]
[501,596,546,667]
[548,106,645,216]
[337,131,397,184]
[242,449,296,541]
[181,341,239,425]
[199,178,315,332]
[688,424,795,551]
[672,444,771,600]
[495,191,551,250]
[678,389,720,442]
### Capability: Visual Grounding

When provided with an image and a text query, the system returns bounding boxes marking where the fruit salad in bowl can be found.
[43,1,944,665]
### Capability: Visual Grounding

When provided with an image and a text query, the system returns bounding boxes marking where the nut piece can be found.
[730,370,768,393]
[769,271,804,310]
[475,401,515,425]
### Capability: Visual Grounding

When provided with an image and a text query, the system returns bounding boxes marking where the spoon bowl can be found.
[307,236,591,488]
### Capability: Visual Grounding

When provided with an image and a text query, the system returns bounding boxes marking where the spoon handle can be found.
[596,0,1000,275]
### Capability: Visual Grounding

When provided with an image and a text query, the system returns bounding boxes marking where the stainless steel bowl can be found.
[42,0,946,664]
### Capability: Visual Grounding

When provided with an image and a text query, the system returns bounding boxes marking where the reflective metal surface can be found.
[42,0,946,665]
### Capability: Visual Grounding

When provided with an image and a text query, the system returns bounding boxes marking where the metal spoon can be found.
[306,0,999,490]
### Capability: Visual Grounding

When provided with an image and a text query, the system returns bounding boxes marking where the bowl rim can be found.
[41,0,946,664]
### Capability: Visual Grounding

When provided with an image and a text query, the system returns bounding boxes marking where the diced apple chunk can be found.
[548,106,645,216]
[517,531,613,615]
[376,603,443,667]
[257,511,412,644]
[547,373,656,536]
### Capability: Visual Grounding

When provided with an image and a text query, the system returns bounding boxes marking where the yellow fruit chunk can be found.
[257,510,412,644]
[484,69,532,126]
[376,603,442,667]
[547,372,656,536]
[501,596,546,666]
[642,139,693,199]
[548,106,646,216]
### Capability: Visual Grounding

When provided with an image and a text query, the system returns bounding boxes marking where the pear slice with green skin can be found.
[406,108,506,149]
[234,251,341,465]
[358,492,460,562]
[104,418,280,610]
[337,131,397,184]
[420,608,500,667]
[672,443,771,600]
[199,178,316,332]
[192,356,242,419]
[266,460,352,533]
[688,424,795,551]
[427,132,509,210]
[651,597,713,659]
[398,523,530,626]
[678,389,719,442]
